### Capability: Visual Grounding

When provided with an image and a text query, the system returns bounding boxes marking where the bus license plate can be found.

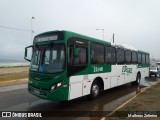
[34,89,40,94]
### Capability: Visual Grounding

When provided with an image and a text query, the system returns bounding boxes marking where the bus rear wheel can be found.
[90,81,100,99]
[135,73,141,85]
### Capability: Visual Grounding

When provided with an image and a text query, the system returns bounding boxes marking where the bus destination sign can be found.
[34,35,58,43]
[33,32,64,44]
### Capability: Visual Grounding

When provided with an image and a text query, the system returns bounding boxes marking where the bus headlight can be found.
[51,85,56,91]
[50,81,63,91]
[57,82,63,87]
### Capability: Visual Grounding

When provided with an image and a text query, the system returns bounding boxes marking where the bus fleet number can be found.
[93,66,103,72]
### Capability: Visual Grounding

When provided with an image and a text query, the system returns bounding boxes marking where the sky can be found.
[0,0,160,60]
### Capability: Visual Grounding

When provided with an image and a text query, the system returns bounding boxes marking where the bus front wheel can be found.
[89,81,100,99]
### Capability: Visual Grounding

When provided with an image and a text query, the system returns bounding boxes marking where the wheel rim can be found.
[138,77,140,83]
[92,84,99,96]
[137,75,140,83]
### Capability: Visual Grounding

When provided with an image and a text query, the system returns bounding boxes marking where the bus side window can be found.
[74,47,87,65]
[106,46,116,64]
[131,51,137,64]
[138,52,142,64]
[91,43,105,64]
[68,47,74,65]
[117,48,125,64]
[142,54,146,64]
[125,50,131,64]
[69,46,87,66]
[146,54,149,64]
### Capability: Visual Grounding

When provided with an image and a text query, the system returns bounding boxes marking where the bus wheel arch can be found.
[89,77,104,99]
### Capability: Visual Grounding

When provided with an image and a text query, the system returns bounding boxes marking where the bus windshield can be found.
[30,44,65,73]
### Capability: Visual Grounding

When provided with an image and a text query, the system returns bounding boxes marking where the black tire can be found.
[135,73,141,85]
[89,81,100,99]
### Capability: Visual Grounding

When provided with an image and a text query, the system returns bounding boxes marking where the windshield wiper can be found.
[32,45,41,65]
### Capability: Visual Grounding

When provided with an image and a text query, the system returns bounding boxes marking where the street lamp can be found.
[31,17,35,43]
[96,29,104,40]
[112,33,115,43]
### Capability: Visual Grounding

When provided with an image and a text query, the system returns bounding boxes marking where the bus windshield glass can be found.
[30,44,65,73]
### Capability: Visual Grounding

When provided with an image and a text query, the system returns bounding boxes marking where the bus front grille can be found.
[29,73,52,82]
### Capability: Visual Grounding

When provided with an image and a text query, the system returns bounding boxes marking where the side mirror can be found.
[74,47,78,58]
[25,48,28,57]
[24,45,33,62]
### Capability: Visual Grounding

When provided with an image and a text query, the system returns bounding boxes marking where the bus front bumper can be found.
[28,84,69,101]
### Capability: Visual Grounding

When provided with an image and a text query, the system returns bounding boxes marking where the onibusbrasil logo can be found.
[1,112,42,118]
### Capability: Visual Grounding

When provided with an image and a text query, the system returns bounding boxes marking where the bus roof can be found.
[137,50,149,54]
[112,43,138,51]
[35,30,111,45]
[64,30,111,45]
[34,30,149,54]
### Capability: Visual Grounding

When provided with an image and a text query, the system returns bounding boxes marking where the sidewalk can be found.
[106,81,160,119]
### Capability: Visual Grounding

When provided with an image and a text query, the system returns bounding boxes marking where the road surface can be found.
[0,77,159,120]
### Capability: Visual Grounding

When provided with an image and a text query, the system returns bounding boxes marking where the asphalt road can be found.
[0,77,159,120]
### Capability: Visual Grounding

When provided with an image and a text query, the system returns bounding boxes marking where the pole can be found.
[31,17,35,43]
[96,29,104,40]
[102,29,104,40]
[113,33,115,43]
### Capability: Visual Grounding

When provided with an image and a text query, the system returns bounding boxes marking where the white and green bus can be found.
[24,30,150,101]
